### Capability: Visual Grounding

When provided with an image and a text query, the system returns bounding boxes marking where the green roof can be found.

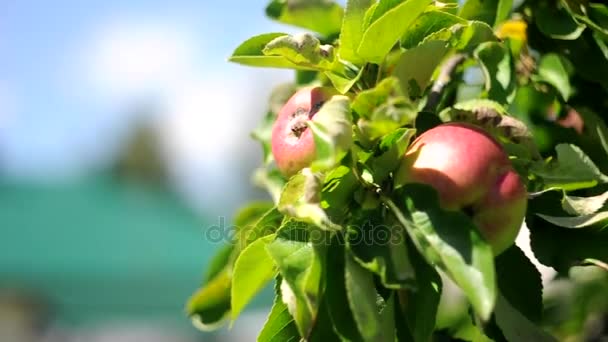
[0,174,262,333]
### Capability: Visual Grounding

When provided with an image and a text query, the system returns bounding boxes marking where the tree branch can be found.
[424,53,466,113]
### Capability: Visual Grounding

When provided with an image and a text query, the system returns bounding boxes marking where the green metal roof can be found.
[0,174,265,333]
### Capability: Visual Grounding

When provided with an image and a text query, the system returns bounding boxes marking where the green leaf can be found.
[308,95,353,172]
[263,33,336,70]
[230,33,315,69]
[495,246,543,323]
[339,0,374,64]
[406,242,443,342]
[535,2,585,40]
[406,20,496,57]
[231,235,278,321]
[266,222,325,336]
[401,10,467,49]
[393,40,449,99]
[459,0,500,26]
[474,41,516,105]
[324,63,365,93]
[495,0,512,27]
[532,144,608,191]
[265,0,344,37]
[278,169,341,231]
[536,211,608,229]
[344,251,386,341]
[451,314,494,342]
[325,241,365,342]
[187,270,232,331]
[494,293,558,342]
[307,294,342,341]
[367,128,417,184]
[562,190,608,216]
[534,53,574,101]
[379,293,397,341]
[253,167,287,205]
[528,192,608,273]
[347,209,416,289]
[257,279,300,342]
[351,77,400,118]
[321,165,359,219]
[237,207,283,250]
[357,0,432,64]
[384,184,496,320]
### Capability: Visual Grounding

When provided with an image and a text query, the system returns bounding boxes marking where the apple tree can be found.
[187,0,608,341]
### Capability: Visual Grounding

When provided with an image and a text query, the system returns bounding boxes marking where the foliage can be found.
[188,0,608,341]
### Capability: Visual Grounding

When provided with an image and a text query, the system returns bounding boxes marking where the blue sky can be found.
[0,1,310,212]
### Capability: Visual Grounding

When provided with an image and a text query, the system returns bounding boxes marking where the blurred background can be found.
[0,1,309,341]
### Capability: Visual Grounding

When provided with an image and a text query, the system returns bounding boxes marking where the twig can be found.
[423,53,466,113]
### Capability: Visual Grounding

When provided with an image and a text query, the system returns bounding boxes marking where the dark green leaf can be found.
[495,245,543,322]
[265,0,344,37]
[230,33,315,69]
[307,295,342,341]
[347,209,416,289]
[528,192,608,272]
[474,41,516,105]
[406,241,443,342]
[345,251,386,341]
[231,235,278,321]
[535,2,585,40]
[325,240,365,342]
[384,184,496,320]
[494,293,558,341]
[357,0,432,64]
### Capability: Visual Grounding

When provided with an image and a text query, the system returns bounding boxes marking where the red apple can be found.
[271,86,337,177]
[398,122,527,255]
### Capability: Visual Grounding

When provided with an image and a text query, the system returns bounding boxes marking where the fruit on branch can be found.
[271,86,337,176]
[398,123,527,255]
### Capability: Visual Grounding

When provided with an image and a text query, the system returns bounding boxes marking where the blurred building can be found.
[0,120,271,342]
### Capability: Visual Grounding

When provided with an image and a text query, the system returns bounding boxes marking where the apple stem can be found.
[424,53,466,113]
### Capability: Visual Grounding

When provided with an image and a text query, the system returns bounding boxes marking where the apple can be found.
[398,122,527,255]
[271,86,337,177]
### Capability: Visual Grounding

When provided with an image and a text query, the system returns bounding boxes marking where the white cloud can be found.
[80,16,292,210]
[83,19,197,99]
